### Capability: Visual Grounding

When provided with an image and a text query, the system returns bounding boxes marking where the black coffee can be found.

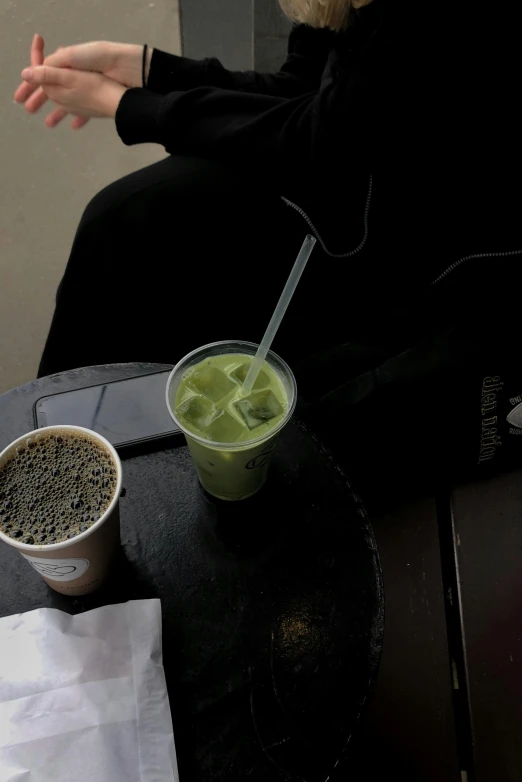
[0,431,117,545]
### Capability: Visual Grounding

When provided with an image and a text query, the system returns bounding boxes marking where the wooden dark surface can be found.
[451,473,522,782]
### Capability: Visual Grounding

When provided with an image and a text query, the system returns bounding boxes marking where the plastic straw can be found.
[242,234,317,395]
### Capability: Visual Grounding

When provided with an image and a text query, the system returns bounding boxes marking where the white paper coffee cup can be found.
[0,425,122,595]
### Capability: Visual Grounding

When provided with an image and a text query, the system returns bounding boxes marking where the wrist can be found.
[114,43,144,88]
[106,82,127,118]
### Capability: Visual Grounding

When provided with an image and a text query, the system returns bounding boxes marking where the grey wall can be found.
[0,0,181,394]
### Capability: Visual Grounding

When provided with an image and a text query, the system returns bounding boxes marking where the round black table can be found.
[0,363,384,782]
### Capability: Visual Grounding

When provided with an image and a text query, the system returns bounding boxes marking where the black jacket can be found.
[116,2,520,291]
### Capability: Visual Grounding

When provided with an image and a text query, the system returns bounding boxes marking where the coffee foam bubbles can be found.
[0,431,117,545]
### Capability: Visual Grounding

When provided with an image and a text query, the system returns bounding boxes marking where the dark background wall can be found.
[181,0,290,71]
[254,0,290,71]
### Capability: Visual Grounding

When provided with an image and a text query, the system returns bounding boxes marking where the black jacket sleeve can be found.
[116,30,381,191]
[147,25,336,98]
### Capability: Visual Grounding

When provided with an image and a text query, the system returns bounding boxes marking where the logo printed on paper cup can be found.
[21,555,90,581]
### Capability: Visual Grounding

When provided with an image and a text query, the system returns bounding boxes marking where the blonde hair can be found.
[278,0,373,31]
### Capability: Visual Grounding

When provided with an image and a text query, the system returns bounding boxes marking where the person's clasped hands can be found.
[14,34,151,129]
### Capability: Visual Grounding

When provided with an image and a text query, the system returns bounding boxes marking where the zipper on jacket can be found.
[283,174,522,283]
[281,175,373,259]
[431,247,522,286]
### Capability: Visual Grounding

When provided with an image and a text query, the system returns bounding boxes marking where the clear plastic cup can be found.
[166,340,297,501]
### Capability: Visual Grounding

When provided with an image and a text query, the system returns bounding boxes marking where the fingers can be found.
[21,35,49,112]
[21,65,75,87]
[71,116,89,130]
[13,33,45,102]
[14,80,36,102]
[45,107,68,128]
[32,33,45,66]
[24,87,49,114]
[44,109,89,130]
[17,36,93,132]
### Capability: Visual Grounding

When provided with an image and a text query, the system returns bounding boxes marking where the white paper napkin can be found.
[0,599,179,782]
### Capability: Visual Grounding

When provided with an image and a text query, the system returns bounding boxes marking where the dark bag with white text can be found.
[296,300,522,510]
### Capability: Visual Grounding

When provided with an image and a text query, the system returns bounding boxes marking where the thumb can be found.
[21,65,74,86]
[45,45,81,69]
[45,42,107,71]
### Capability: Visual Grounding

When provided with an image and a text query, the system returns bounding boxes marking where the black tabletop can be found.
[0,364,384,782]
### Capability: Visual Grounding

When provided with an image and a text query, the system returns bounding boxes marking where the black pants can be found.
[39,155,319,377]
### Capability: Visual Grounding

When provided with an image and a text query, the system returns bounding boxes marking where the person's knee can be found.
[79,171,144,229]
[78,156,234,232]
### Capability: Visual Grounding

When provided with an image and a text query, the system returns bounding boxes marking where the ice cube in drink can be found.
[235,390,284,431]
[169,347,293,500]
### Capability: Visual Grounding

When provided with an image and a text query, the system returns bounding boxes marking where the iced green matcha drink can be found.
[166,341,296,500]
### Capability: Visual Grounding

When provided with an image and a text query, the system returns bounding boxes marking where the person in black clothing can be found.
[14,1,522,506]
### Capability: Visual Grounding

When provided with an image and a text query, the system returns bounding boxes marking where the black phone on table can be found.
[33,370,182,456]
